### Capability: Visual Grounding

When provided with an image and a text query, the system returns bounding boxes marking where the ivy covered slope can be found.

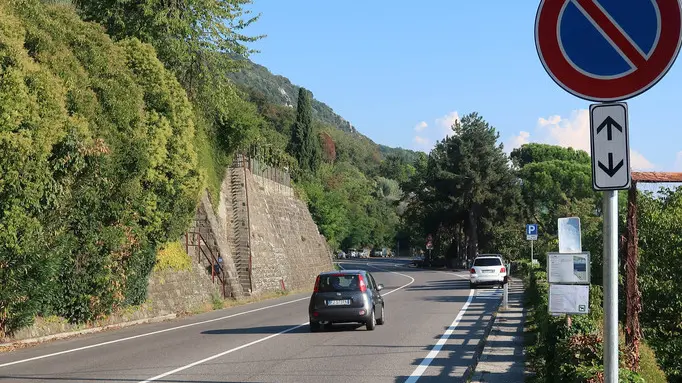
[0,1,200,336]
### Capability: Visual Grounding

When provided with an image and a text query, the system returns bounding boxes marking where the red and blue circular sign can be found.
[535,0,682,102]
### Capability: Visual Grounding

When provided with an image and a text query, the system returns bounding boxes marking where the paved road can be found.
[0,258,502,383]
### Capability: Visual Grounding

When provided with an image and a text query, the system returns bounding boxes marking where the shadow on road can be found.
[201,325,310,335]
[391,301,496,382]
[201,322,375,335]
[407,279,468,292]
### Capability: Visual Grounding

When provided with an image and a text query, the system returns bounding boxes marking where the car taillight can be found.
[313,275,320,292]
[358,275,367,292]
[500,267,506,273]
[470,268,476,274]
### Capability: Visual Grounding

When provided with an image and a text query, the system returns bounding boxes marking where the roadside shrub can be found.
[0,0,200,335]
[524,268,651,383]
[155,241,191,272]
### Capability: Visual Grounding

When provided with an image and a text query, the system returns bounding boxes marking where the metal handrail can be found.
[185,231,227,298]
[241,154,253,293]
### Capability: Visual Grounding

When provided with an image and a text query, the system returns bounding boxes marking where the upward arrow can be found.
[596,116,623,141]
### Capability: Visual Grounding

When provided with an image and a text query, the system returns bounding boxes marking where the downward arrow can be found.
[598,153,624,177]
[596,116,623,141]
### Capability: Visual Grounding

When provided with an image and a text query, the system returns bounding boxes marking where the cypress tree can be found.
[289,87,321,172]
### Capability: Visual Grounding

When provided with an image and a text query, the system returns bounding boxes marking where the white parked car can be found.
[469,256,507,289]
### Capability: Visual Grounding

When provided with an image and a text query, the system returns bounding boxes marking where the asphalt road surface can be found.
[0,258,503,383]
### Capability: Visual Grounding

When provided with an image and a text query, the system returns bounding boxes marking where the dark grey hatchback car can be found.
[308,269,385,331]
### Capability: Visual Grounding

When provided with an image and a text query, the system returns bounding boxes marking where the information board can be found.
[547,252,590,284]
[549,284,590,315]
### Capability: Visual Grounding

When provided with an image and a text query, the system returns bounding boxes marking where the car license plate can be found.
[482,270,493,273]
[327,299,350,306]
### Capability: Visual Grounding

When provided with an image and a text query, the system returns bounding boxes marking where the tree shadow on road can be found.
[201,325,310,335]
[201,322,372,335]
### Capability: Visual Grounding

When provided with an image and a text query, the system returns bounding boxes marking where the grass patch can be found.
[639,341,667,383]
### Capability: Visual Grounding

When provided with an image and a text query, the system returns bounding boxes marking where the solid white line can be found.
[404,288,475,383]
[0,296,309,369]
[137,264,415,383]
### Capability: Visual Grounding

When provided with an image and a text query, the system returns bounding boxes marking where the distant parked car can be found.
[308,270,385,331]
[469,256,507,289]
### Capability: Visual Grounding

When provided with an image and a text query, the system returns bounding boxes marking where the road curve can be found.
[0,258,501,383]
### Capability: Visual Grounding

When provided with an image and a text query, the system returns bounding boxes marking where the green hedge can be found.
[0,1,200,336]
[522,262,665,383]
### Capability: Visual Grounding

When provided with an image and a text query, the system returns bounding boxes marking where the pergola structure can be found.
[624,171,682,370]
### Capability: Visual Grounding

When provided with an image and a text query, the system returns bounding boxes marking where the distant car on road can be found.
[308,270,385,332]
[469,256,507,289]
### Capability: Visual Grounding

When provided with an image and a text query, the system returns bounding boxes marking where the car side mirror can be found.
[377,284,384,291]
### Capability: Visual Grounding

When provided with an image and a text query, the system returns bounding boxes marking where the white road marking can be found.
[475,288,503,300]
[405,288,476,382]
[137,263,415,382]
[0,296,310,369]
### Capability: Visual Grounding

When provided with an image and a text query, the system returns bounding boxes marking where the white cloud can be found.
[414,121,428,132]
[536,109,590,152]
[435,111,460,140]
[505,131,530,153]
[630,150,655,171]
[413,135,430,151]
[518,109,657,170]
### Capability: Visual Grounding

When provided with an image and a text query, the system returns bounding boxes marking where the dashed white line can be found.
[0,297,310,369]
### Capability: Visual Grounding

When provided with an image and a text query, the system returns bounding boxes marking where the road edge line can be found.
[462,277,516,382]
[462,309,498,382]
[0,314,177,349]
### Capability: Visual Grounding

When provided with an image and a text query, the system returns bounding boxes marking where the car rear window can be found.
[474,258,502,266]
[317,274,362,292]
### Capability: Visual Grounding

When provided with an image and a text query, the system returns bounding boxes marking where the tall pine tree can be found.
[289,87,321,173]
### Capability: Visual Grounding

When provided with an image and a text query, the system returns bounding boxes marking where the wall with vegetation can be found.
[7,245,219,343]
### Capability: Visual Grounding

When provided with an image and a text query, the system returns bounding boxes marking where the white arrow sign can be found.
[589,103,631,191]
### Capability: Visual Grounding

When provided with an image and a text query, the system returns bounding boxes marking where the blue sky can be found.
[243,1,682,171]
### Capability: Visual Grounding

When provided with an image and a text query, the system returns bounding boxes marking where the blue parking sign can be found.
[526,224,538,240]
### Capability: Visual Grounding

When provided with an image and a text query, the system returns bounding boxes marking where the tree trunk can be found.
[467,207,479,262]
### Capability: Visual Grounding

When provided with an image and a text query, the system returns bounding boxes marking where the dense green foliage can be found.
[399,113,522,264]
[0,0,200,336]
[637,188,682,381]
[74,0,264,96]
[521,263,666,383]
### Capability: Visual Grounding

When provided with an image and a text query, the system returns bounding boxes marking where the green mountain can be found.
[227,57,419,163]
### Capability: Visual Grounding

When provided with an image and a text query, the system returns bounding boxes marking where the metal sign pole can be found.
[603,189,619,382]
[531,240,534,265]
